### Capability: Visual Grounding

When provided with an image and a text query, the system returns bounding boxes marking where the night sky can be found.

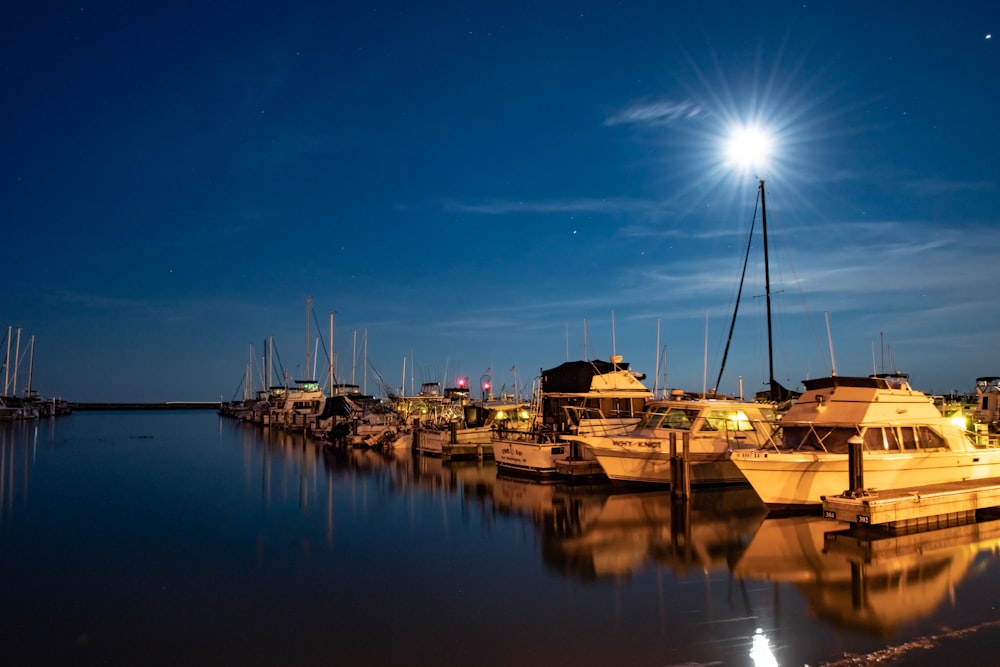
[2,1,997,402]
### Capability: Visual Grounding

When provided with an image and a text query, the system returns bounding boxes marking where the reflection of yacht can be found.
[565,392,776,485]
[733,515,1000,635]
[493,358,653,477]
[491,482,767,579]
[730,375,1000,507]
[555,487,767,578]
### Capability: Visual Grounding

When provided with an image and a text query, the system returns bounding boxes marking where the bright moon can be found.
[724,123,775,172]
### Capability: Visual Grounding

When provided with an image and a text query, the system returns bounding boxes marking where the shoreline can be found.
[69,402,222,411]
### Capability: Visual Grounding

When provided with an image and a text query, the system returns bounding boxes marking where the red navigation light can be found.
[482,381,491,391]
[457,378,466,387]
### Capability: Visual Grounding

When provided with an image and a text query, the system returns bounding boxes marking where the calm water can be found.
[2,411,1000,666]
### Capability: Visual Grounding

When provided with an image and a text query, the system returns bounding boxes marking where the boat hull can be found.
[732,448,1000,506]
[492,435,572,476]
[589,448,746,486]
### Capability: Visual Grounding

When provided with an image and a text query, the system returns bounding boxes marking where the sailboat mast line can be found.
[713,184,761,394]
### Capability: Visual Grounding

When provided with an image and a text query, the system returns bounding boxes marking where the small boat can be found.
[565,390,777,485]
[493,357,653,477]
[415,399,533,459]
[729,374,1000,508]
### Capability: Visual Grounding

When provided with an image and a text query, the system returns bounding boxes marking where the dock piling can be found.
[847,436,864,495]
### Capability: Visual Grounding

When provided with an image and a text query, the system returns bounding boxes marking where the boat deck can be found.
[821,476,1000,533]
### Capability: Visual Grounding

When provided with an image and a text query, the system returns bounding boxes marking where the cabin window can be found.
[784,425,858,452]
[899,427,917,450]
[916,426,948,449]
[639,409,667,429]
[702,410,756,432]
[871,426,901,451]
[863,427,897,451]
[660,408,700,430]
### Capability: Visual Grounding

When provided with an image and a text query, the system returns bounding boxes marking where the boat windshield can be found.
[639,407,700,430]
[782,424,949,453]
[701,409,757,432]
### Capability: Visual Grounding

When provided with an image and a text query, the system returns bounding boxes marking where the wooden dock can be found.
[554,458,604,478]
[821,476,1000,533]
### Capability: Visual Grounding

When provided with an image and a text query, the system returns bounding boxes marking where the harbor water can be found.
[2,410,1000,666]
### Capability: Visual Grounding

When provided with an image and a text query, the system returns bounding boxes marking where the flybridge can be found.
[801,376,903,391]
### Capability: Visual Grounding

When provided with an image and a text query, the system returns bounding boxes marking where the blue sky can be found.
[2,1,997,402]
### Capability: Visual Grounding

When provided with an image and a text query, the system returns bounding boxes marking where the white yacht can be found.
[730,374,1000,508]
[415,399,533,458]
[269,380,326,432]
[492,358,653,477]
[565,390,777,485]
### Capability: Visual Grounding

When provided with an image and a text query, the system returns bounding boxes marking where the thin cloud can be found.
[901,177,995,196]
[442,197,657,215]
[604,99,704,127]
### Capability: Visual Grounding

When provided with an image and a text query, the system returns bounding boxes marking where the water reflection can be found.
[733,514,1000,636]
[489,475,769,580]
[0,420,41,520]
[219,416,1000,664]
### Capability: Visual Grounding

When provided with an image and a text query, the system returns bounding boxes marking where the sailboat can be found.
[492,357,653,477]
[564,180,786,486]
[728,190,1000,506]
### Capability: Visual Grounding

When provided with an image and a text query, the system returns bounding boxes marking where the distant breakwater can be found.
[69,402,222,411]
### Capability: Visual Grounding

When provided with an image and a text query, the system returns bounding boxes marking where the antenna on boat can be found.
[825,311,837,376]
[654,318,661,396]
[660,344,668,398]
[703,311,709,396]
[611,310,617,361]
[305,296,312,380]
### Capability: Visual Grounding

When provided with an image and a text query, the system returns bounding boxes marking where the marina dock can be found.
[821,476,1000,532]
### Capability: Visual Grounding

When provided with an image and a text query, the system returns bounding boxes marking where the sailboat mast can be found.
[330,313,337,396]
[760,179,778,400]
[26,335,34,397]
[12,327,21,397]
